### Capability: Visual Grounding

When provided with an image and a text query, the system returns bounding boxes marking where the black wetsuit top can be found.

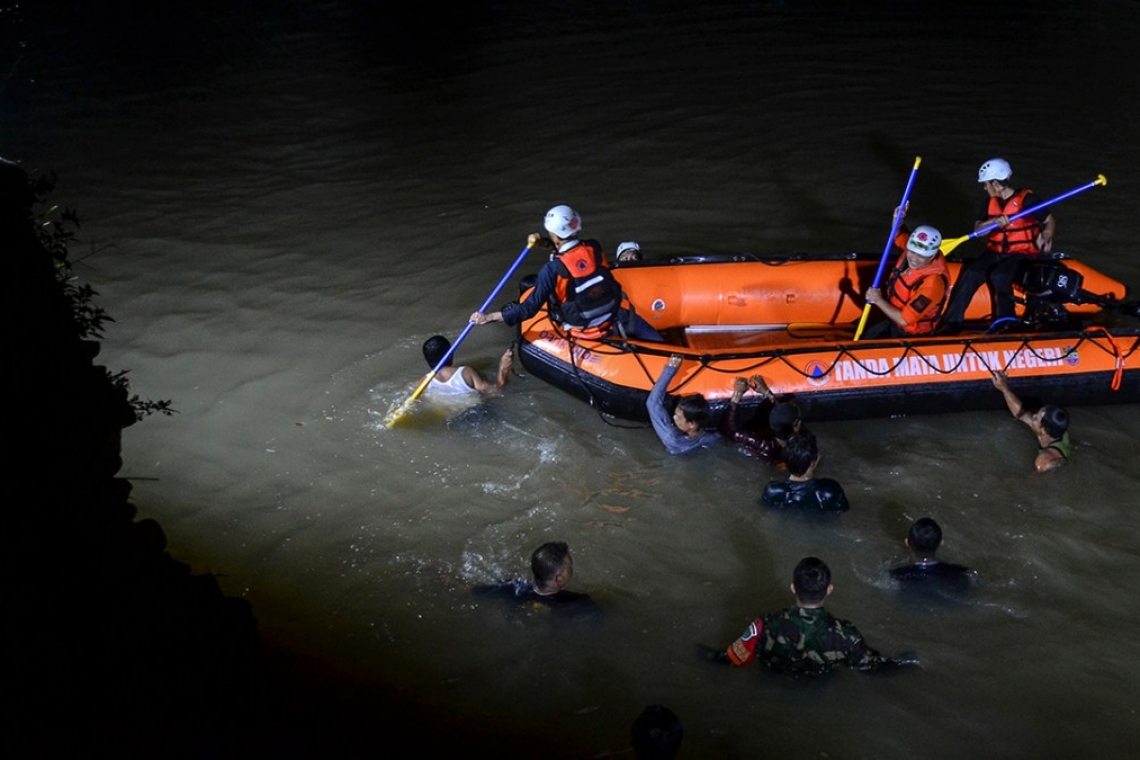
[891,561,972,593]
[761,478,850,512]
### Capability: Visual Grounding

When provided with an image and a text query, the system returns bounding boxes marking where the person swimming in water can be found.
[760,432,849,511]
[890,517,972,592]
[422,334,513,398]
[647,355,722,455]
[712,557,918,677]
[719,374,805,465]
[474,541,597,613]
[991,370,1070,472]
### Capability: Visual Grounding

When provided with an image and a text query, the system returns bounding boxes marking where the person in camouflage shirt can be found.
[723,557,916,676]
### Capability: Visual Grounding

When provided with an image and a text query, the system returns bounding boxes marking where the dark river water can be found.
[4,1,1139,757]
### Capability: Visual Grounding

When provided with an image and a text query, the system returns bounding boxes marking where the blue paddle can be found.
[384,239,535,427]
[854,156,922,341]
[939,174,1107,256]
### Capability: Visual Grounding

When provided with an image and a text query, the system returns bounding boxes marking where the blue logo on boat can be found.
[804,360,831,387]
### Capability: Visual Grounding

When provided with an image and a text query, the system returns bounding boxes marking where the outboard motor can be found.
[1015,258,1140,328]
[1018,259,1084,303]
[1014,259,1083,330]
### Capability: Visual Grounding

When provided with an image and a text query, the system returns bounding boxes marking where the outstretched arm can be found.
[495,345,514,389]
[647,356,688,454]
[991,371,1032,426]
[464,346,514,396]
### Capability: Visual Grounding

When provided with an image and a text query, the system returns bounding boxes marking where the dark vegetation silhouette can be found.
[3,161,601,759]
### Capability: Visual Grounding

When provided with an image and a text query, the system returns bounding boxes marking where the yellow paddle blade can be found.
[939,233,973,256]
[383,372,435,428]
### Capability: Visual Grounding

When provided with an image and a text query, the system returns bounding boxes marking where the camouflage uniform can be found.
[727,605,895,676]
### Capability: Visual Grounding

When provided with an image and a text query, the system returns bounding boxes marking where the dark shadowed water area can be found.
[4,1,1139,756]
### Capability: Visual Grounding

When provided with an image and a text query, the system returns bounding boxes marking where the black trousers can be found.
[943,252,1023,327]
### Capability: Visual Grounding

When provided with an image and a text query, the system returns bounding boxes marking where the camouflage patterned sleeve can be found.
[726,619,764,667]
[833,618,893,671]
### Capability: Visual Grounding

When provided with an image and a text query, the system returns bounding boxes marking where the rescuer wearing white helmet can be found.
[942,158,1057,332]
[543,204,582,239]
[974,158,1054,252]
[864,209,951,338]
[469,205,663,341]
[614,240,643,264]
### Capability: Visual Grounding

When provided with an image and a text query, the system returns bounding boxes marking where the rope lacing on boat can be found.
[585,330,1140,391]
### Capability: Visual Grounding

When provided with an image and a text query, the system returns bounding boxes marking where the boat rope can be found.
[1088,327,1126,390]
[587,329,1138,391]
[558,319,649,429]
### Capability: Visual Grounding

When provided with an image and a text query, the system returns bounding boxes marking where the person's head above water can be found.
[782,432,819,477]
[1035,404,1069,439]
[531,541,574,593]
[792,556,832,606]
[906,517,943,560]
[422,335,453,369]
[631,704,683,759]
[768,401,802,439]
[674,394,711,434]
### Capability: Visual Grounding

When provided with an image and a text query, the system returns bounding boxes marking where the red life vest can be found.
[986,188,1043,256]
[885,252,950,335]
[551,240,622,339]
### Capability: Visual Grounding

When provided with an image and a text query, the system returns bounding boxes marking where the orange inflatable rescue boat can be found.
[515,252,1139,421]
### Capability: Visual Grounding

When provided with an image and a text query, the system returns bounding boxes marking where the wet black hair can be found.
[631,705,683,759]
[531,541,570,587]
[908,517,943,558]
[782,432,819,477]
[676,394,711,429]
[793,556,831,604]
[422,335,453,369]
[1039,404,1069,439]
[768,401,802,438]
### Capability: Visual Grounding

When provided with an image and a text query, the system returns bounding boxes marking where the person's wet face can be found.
[673,405,697,435]
[555,553,574,590]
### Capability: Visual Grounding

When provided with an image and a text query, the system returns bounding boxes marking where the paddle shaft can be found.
[385,241,534,425]
[854,156,922,341]
[940,174,1107,256]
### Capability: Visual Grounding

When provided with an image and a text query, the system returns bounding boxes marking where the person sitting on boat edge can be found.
[761,432,849,511]
[468,205,662,341]
[862,221,950,339]
[990,370,1071,472]
[710,556,918,676]
[941,158,1057,333]
[647,354,722,455]
[891,517,972,592]
[720,374,804,465]
[614,240,643,265]
[422,335,514,398]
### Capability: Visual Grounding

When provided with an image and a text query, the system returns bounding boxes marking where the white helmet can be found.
[616,241,641,258]
[906,225,942,257]
[978,158,1012,183]
[544,205,582,239]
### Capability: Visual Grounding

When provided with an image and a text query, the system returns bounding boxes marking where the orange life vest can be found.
[551,240,622,338]
[885,251,950,335]
[986,188,1043,256]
